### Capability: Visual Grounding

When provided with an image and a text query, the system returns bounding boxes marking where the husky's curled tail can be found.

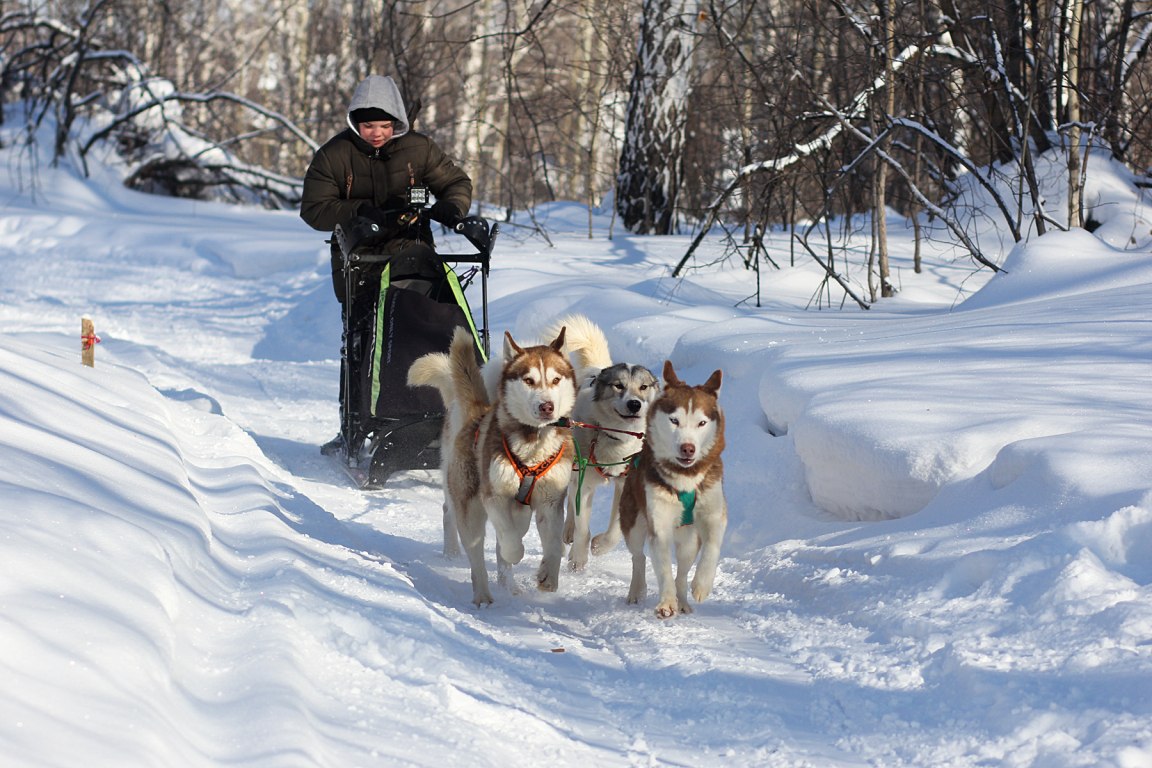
[547,314,613,394]
[406,328,488,558]
[406,328,488,427]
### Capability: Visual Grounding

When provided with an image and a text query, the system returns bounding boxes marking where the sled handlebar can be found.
[335,210,498,270]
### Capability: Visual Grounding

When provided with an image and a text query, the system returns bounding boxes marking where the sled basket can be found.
[332,214,497,489]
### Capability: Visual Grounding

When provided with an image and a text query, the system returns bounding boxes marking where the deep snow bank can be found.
[758,228,1152,521]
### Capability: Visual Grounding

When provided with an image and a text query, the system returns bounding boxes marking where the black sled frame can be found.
[332,213,496,489]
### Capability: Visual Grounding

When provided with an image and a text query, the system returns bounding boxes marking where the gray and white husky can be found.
[545,314,659,571]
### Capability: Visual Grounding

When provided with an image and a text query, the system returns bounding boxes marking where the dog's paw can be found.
[654,600,678,619]
[691,581,713,603]
[567,550,588,571]
[472,585,494,607]
[536,561,560,592]
[562,518,575,545]
[590,532,614,555]
[692,564,718,603]
[498,568,526,596]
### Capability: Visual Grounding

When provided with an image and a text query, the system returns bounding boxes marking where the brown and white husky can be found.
[408,326,577,606]
[614,360,727,618]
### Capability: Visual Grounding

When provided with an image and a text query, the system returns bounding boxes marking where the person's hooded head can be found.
[346,75,410,146]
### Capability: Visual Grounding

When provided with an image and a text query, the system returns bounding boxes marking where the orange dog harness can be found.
[503,436,568,505]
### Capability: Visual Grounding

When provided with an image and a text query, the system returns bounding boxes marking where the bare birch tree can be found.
[1064,0,1084,229]
[616,0,699,234]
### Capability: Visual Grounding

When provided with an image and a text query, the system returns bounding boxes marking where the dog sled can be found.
[329,209,495,489]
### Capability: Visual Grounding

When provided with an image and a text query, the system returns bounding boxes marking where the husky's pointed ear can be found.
[703,369,723,395]
[504,331,524,359]
[550,326,567,352]
[662,360,681,387]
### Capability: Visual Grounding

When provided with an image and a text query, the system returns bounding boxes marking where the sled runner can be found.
[330,210,496,489]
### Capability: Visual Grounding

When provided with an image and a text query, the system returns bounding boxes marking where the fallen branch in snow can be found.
[795,234,870,311]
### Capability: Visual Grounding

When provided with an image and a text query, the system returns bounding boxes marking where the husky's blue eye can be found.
[669,417,680,426]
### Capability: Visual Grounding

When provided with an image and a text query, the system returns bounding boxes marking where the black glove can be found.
[354,204,398,240]
[357,203,390,226]
[428,199,462,227]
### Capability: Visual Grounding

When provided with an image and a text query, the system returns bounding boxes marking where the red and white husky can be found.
[614,360,727,618]
[408,327,577,606]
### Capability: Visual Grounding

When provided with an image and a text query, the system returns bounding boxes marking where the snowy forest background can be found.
[6,0,1152,291]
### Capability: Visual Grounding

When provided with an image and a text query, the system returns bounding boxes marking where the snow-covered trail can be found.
[5,153,1152,766]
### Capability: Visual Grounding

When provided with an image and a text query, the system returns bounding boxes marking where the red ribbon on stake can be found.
[81,316,101,367]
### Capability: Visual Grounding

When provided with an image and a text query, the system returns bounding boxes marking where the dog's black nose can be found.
[626,399,642,414]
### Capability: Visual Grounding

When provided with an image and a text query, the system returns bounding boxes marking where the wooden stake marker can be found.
[81,316,100,367]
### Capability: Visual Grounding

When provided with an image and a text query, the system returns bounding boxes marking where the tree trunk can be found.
[1065,0,1084,228]
[460,0,503,213]
[875,0,895,298]
[616,0,698,235]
